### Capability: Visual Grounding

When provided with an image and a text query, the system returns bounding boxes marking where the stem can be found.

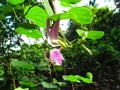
[43,48,53,78]
[9,59,16,89]
[0,20,8,30]
[71,82,75,90]
[47,62,53,80]
[42,0,54,16]
[0,61,7,67]
[12,7,19,21]
[50,0,57,14]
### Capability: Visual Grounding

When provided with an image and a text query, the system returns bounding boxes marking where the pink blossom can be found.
[50,48,64,65]
[46,19,60,47]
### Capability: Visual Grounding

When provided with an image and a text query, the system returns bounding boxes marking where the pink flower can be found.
[50,48,64,65]
[46,19,60,47]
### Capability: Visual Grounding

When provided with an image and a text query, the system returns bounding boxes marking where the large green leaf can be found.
[24,6,48,28]
[16,24,42,39]
[68,7,93,24]
[63,75,80,83]
[14,87,29,90]
[63,74,92,83]
[76,29,104,40]
[11,59,34,70]
[8,0,25,5]
[87,31,104,40]
[20,81,37,87]
[50,7,93,24]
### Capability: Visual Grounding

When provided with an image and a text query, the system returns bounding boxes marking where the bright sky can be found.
[54,0,116,13]
[95,0,115,9]
[54,0,116,31]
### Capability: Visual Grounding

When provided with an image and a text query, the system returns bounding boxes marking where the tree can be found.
[114,0,120,11]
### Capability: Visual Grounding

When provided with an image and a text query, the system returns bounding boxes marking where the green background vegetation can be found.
[0,0,120,90]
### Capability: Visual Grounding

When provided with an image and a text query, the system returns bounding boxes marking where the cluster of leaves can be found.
[64,5,120,89]
[0,43,94,90]
[0,44,47,89]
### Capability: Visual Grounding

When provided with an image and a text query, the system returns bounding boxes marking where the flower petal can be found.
[50,48,64,65]
[46,19,60,47]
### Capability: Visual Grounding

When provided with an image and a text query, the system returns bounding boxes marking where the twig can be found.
[9,59,16,89]
[12,7,19,20]
[0,20,8,30]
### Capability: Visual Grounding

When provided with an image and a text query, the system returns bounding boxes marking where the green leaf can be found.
[16,24,42,39]
[63,75,80,82]
[60,0,81,7]
[76,29,104,40]
[50,7,93,24]
[11,59,34,70]
[87,31,104,40]
[41,81,57,88]
[63,74,93,84]
[0,77,4,81]
[14,87,29,90]
[62,75,68,81]
[60,0,81,4]
[86,72,93,81]
[68,7,93,24]
[68,75,81,82]
[24,6,48,28]
[20,81,37,87]
[0,14,5,20]
[0,30,3,33]
[60,2,72,7]
[79,77,92,83]
[8,0,25,5]
[76,29,86,38]
[53,78,58,84]
[82,44,92,55]
[1,5,13,13]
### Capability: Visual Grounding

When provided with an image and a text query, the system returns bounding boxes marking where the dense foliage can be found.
[65,6,120,90]
[0,0,120,90]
